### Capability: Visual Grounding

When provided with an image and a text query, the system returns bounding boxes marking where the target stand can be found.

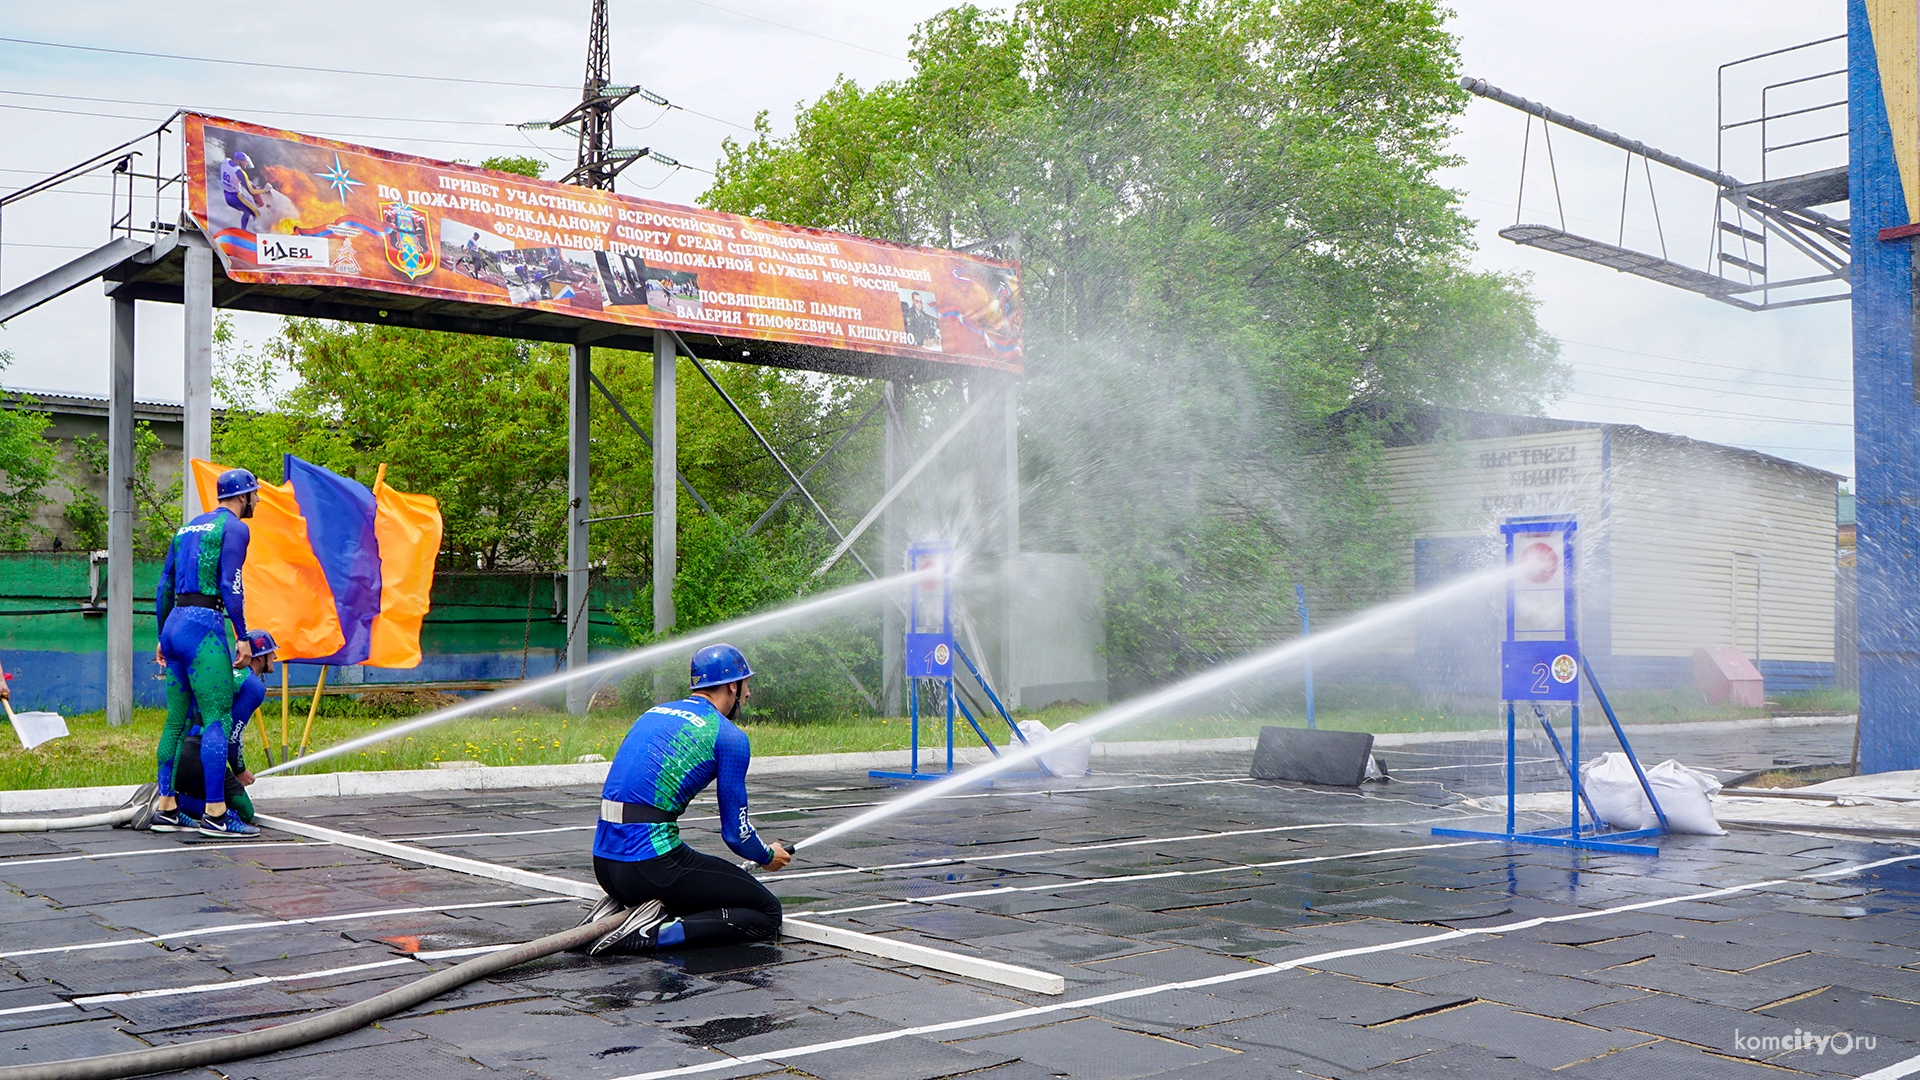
[870,540,1037,783]
[1432,519,1669,855]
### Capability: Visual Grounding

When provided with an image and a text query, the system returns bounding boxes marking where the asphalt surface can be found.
[2,718,1915,1080]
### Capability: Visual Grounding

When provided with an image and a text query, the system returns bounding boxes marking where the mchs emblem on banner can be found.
[383,202,435,280]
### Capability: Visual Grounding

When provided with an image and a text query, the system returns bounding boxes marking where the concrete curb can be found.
[0,714,1853,815]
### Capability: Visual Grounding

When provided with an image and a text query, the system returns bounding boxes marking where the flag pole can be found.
[280,663,291,765]
[296,666,327,766]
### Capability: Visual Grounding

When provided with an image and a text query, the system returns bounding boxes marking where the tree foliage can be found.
[704,0,1570,689]
[0,351,57,550]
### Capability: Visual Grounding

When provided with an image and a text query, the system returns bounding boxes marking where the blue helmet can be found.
[232,151,253,169]
[216,468,258,500]
[690,644,753,690]
[246,629,278,658]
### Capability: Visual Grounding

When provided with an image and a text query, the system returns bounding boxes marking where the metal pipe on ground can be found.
[0,910,627,1080]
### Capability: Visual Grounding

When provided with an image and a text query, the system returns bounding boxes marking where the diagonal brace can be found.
[746,396,884,538]
[673,331,874,579]
[587,369,717,518]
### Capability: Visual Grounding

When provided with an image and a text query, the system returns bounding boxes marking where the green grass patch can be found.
[0,684,1848,793]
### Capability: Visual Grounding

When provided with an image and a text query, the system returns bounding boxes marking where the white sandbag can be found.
[1038,722,1093,778]
[1579,753,1726,836]
[1645,758,1726,836]
[1581,752,1656,830]
[1006,719,1093,778]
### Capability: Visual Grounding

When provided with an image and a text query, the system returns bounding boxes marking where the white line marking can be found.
[0,840,329,870]
[603,851,1920,1080]
[1857,1051,1920,1080]
[274,813,1066,994]
[792,841,1489,917]
[0,957,422,1019]
[0,896,569,959]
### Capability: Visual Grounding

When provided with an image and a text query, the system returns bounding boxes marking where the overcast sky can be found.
[0,1,1853,479]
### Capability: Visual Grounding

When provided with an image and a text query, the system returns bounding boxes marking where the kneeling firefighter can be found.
[160,630,278,835]
[580,643,791,955]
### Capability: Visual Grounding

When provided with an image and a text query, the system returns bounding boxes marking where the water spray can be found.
[257,569,926,777]
[796,561,1525,852]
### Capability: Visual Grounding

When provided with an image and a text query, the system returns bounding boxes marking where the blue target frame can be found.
[1433,518,1668,855]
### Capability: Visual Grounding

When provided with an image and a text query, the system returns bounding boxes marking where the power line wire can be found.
[682,0,910,62]
[1573,366,1851,407]
[0,35,575,90]
[1558,336,1850,384]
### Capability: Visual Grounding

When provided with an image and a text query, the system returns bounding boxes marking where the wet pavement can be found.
[2,719,1916,1080]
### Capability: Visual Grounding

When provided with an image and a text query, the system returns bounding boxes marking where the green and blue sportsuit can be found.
[595,697,774,865]
[154,507,249,800]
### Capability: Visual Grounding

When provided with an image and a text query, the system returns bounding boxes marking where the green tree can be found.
[703,0,1569,688]
[63,423,180,556]
[0,351,57,550]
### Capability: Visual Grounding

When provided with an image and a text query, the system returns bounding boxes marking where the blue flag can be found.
[284,455,382,665]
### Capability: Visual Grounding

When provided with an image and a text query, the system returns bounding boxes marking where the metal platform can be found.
[1498,225,1740,295]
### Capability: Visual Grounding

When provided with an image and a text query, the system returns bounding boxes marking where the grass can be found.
[0,684,1857,793]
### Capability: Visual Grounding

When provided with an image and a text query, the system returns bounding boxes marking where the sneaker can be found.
[148,808,190,833]
[576,894,628,928]
[588,899,667,957]
[197,811,261,840]
[566,895,629,953]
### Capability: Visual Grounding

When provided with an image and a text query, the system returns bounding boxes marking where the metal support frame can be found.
[565,344,592,714]
[870,541,1031,784]
[1432,519,1665,855]
[1000,372,1020,710]
[678,333,873,578]
[106,295,135,727]
[651,330,676,639]
[182,233,213,520]
[586,369,716,518]
[881,382,905,716]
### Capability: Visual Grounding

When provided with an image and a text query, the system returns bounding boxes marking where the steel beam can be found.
[811,385,1001,580]
[586,370,716,517]
[107,296,135,727]
[745,396,883,538]
[1001,373,1020,710]
[0,236,142,324]
[652,331,676,638]
[182,234,213,520]
[566,344,592,714]
[881,381,905,716]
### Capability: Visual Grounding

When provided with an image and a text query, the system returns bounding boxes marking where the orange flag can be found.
[191,460,346,661]
[192,460,442,668]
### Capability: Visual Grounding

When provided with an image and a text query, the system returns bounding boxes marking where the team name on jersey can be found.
[178,521,221,536]
[653,706,707,726]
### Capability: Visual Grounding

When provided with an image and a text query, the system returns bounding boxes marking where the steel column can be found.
[182,235,213,520]
[881,381,905,716]
[652,330,676,638]
[566,344,592,714]
[107,295,135,727]
[1000,374,1020,710]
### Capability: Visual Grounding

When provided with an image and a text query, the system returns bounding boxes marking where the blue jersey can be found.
[595,697,772,865]
[155,508,249,639]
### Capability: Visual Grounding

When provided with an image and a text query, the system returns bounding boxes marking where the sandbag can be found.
[1579,752,1726,836]
[1007,719,1094,778]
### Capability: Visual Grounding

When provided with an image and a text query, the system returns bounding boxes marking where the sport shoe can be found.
[588,899,667,956]
[148,808,190,833]
[197,811,260,839]
[566,895,629,953]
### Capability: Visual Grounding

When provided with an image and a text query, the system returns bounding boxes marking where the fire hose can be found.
[0,785,156,833]
[0,909,627,1080]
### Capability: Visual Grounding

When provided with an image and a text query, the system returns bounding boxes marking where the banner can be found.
[184,114,1023,372]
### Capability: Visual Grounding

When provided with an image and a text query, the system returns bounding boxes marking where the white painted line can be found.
[266,811,1068,995]
[603,851,1920,1080]
[255,813,601,900]
[0,840,329,870]
[0,956,422,1020]
[792,841,1489,917]
[776,816,1465,883]
[1857,1051,1920,1080]
[780,919,1064,995]
[0,896,569,959]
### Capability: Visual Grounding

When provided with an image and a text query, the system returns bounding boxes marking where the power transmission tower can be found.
[544,0,657,188]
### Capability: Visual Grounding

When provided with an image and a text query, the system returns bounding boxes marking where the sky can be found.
[0,1,1854,480]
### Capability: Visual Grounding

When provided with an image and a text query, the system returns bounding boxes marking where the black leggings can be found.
[593,845,782,948]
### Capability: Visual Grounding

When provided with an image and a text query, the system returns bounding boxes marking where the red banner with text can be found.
[184,114,1022,372]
